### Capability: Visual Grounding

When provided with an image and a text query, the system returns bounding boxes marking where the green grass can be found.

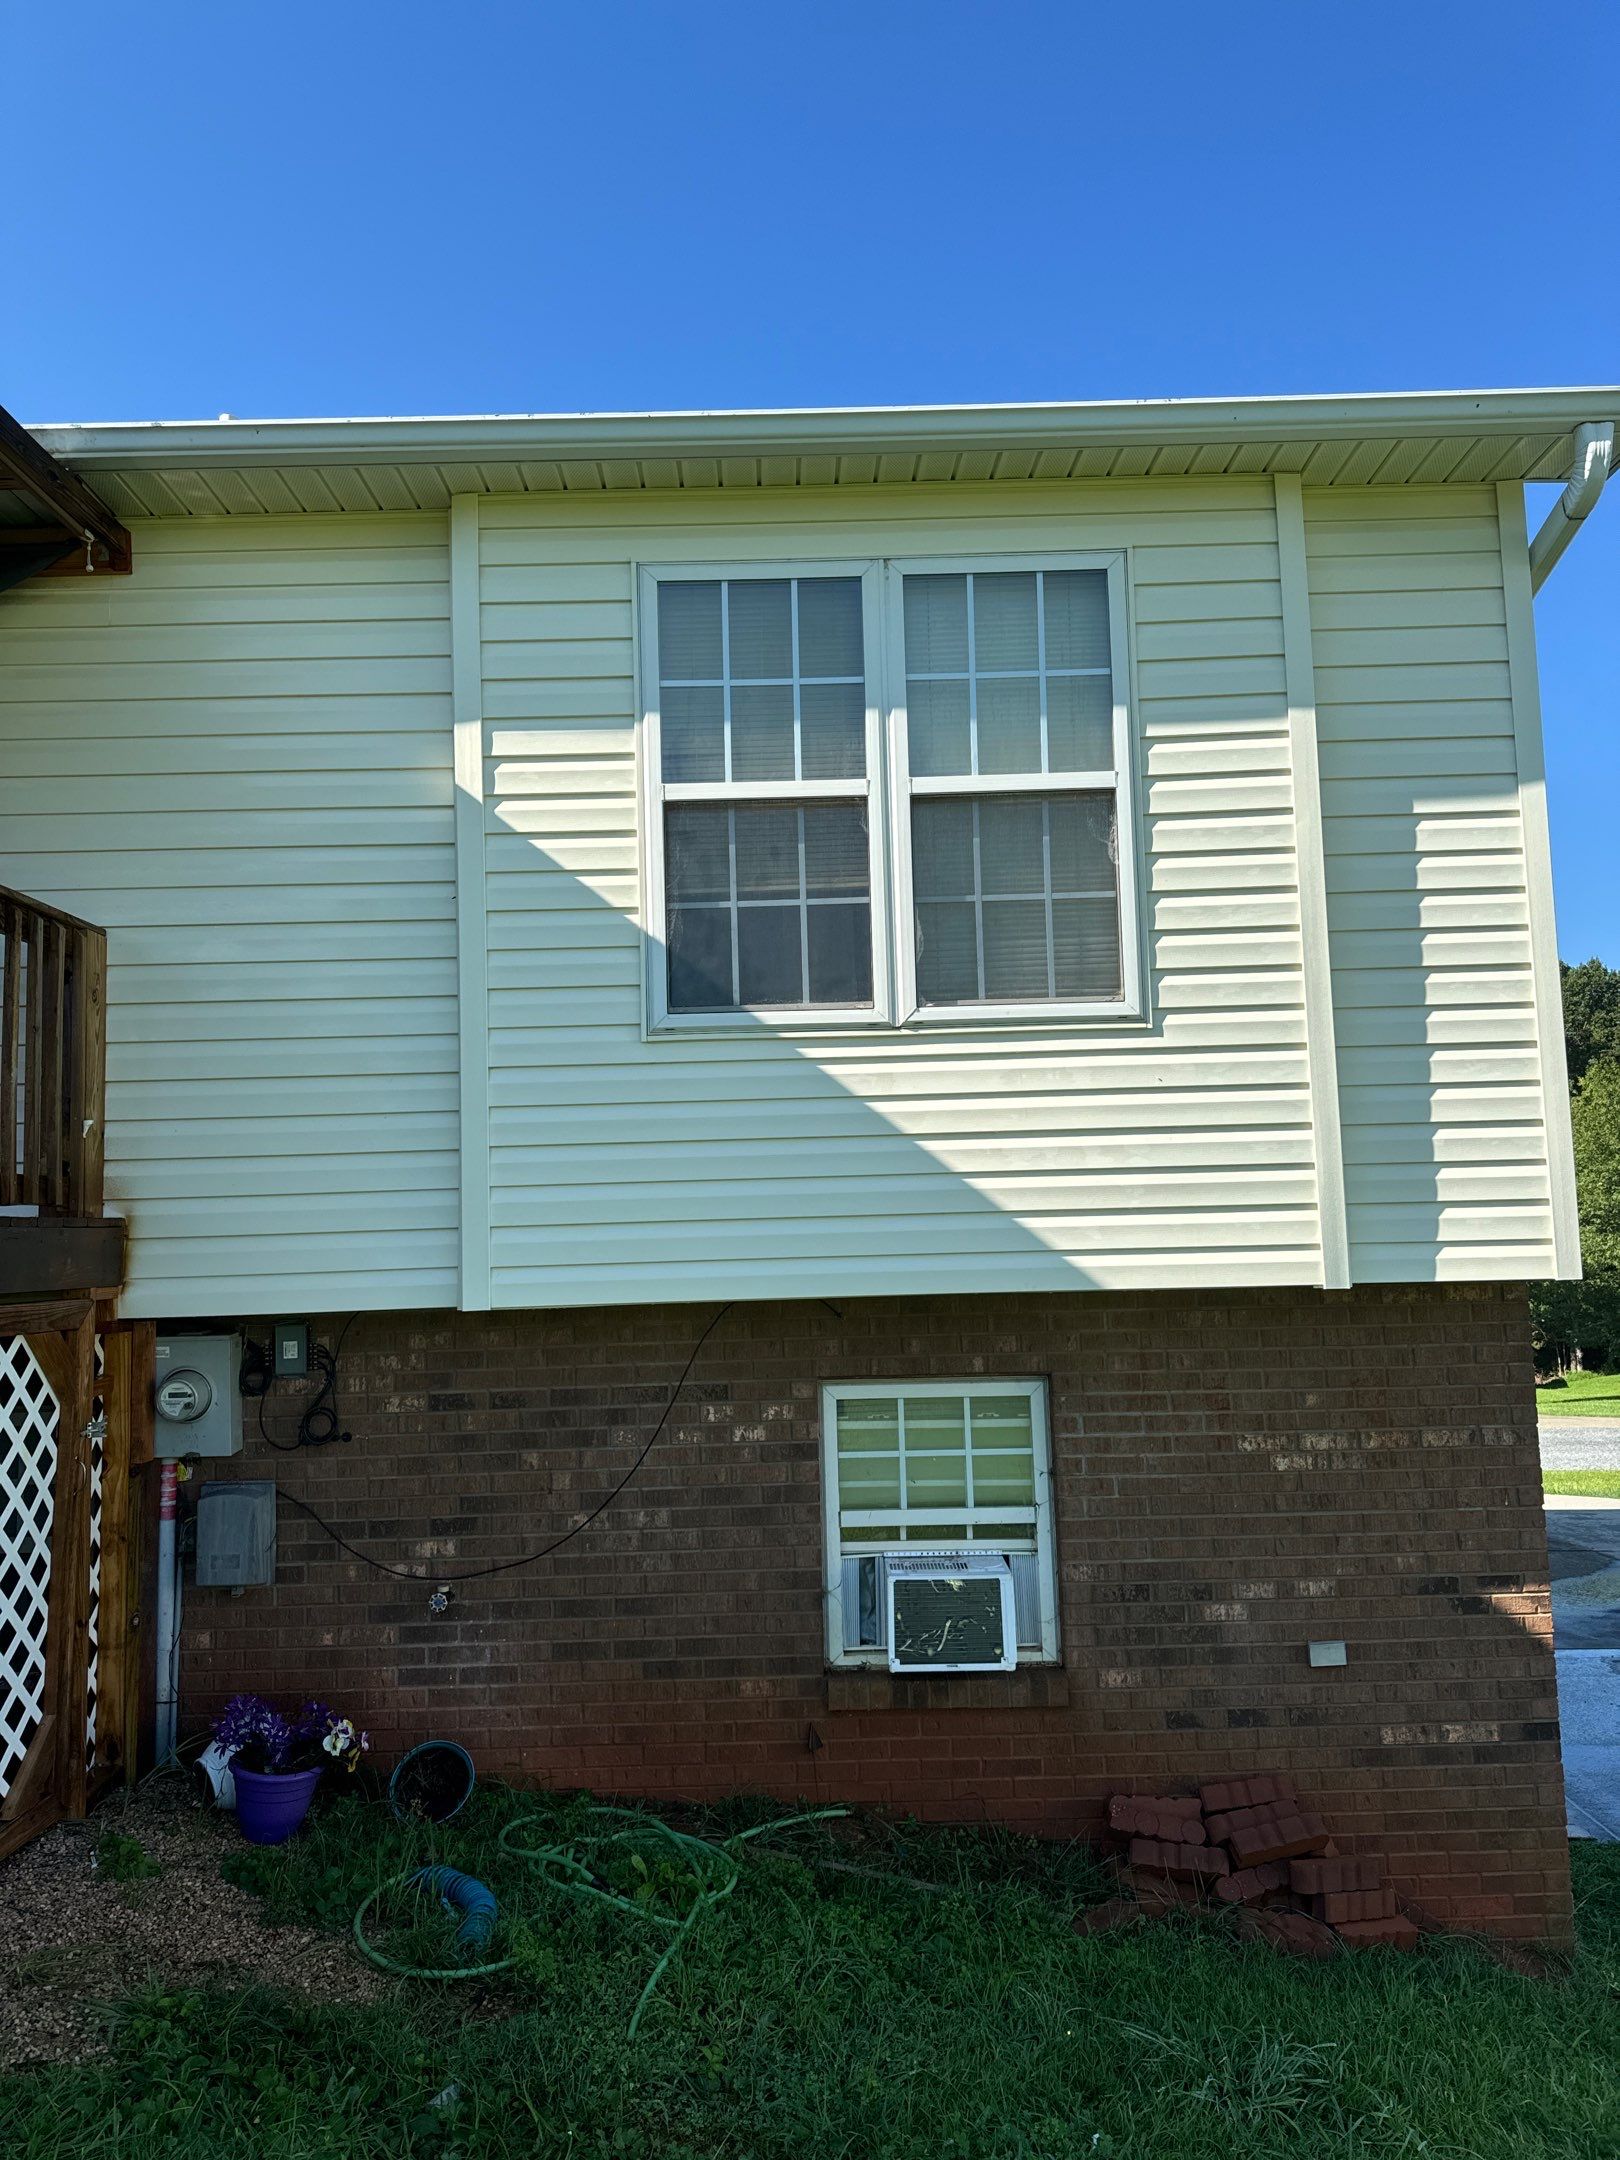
[1536,1370,1620,1417]
[4,1785,1620,2159]
[1544,1471,1620,1498]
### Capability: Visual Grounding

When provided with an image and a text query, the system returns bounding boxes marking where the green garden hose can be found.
[352,1803,849,2033]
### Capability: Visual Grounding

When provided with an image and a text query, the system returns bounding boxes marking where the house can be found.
[2,386,1613,1939]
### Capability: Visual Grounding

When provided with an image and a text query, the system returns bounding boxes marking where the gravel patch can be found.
[0,1781,383,2071]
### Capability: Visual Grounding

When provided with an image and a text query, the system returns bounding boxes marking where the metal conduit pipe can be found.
[1529,420,1615,591]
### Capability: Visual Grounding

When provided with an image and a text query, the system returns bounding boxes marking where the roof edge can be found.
[29,387,1620,470]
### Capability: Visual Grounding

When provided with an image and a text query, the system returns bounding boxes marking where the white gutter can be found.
[28,385,1620,471]
[1529,421,1614,591]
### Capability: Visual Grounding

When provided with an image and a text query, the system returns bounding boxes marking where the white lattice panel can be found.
[0,1339,58,1802]
[85,1338,105,1769]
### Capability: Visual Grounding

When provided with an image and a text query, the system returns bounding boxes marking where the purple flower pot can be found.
[232,1765,323,1845]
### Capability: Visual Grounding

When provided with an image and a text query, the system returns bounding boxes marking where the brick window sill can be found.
[825,1667,1070,1713]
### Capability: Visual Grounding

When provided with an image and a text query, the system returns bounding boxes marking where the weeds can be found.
[3,1791,1618,2159]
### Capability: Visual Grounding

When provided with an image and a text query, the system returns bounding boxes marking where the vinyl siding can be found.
[0,478,1568,1316]
[479,481,1325,1306]
[0,516,459,1315]
[1304,486,1557,1281]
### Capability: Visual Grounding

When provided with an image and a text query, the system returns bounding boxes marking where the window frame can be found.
[819,1377,1060,1669]
[638,560,893,1032]
[637,550,1143,1032]
[885,550,1143,1024]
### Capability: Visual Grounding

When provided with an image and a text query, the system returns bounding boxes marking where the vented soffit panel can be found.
[29,388,1620,518]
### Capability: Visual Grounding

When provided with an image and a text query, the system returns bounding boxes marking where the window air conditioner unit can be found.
[885,1550,1017,1674]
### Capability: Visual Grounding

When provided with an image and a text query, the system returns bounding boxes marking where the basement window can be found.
[819,1379,1059,1666]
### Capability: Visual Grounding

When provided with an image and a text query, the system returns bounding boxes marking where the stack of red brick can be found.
[1089,1774,1420,1953]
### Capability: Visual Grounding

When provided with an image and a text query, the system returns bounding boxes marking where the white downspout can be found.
[1529,420,1614,591]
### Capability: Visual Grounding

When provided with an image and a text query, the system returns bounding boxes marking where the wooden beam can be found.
[0,1217,126,1299]
[0,1714,57,1823]
[0,404,131,573]
[0,1294,94,1338]
[95,1329,134,1782]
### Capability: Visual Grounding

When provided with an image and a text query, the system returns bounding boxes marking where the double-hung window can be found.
[640,554,1137,1027]
[643,567,885,1022]
[821,1379,1058,1665]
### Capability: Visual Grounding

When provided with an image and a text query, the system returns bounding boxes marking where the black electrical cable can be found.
[274,1300,735,1587]
[244,1315,358,1451]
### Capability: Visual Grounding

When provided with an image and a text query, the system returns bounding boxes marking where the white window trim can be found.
[819,1378,1060,1669]
[638,560,893,1032]
[637,551,1143,1032]
[886,550,1143,1024]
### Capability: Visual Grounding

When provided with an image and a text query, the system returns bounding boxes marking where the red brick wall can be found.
[182,1284,1569,1941]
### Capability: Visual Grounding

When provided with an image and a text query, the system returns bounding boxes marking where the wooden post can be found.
[94,1326,134,1788]
[68,925,106,1219]
[0,895,18,1208]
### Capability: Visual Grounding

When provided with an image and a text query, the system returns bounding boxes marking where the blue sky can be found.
[10,0,1615,960]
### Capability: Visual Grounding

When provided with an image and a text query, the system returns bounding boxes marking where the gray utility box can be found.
[154,1334,243,1459]
[196,1480,277,1587]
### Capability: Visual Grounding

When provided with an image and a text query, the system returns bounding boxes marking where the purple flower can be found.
[212,1692,294,1769]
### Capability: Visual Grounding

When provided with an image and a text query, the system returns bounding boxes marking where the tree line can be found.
[1532,958,1620,1371]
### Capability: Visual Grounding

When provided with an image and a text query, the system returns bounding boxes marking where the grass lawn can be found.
[1544,1471,1620,1498]
[1536,1370,1620,1417]
[3,1785,1619,2160]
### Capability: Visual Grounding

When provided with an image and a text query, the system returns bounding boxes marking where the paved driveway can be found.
[1541,1419,1620,1473]
[1542,1416,1620,1840]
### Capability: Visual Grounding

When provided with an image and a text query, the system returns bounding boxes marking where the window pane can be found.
[668,906,732,1009]
[1053,897,1122,1000]
[797,578,864,677]
[982,900,1050,999]
[915,900,979,1002]
[737,906,802,1004]
[800,681,866,779]
[1047,674,1114,771]
[906,1454,968,1508]
[912,793,1122,1007]
[913,798,975,901]
[907,1397,965,1449]
[665,806,731,902]
[976,677,1041,774]
[727,580,791,678]
[978,797,1046,894]
[803,802,870,897]
[1049,793,1117,891]
[908,677,972,776]
[840,1460,902,1510]
[661,685,725,782]
[730,683,796,781]
[973,572,1038,671]
[734,804,802,897]
[837,1398,898,1451]
[807,903,873,1004]
[903,573,968,673]
[1043,569,1110,670]
[666,803,872,1010]
[659,581,722,680]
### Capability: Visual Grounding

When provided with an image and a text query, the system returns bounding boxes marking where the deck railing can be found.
[0,886,106,1217]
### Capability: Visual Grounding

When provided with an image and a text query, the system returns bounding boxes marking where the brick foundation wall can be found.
[181,1284,1569,1942]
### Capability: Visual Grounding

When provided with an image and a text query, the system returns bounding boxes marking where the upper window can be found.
[640,554,1137,1027]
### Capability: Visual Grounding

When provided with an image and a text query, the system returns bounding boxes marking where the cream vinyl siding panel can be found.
[1304,487,1555,1281]
[0,515,459,1315]
[478,480,1325,1306]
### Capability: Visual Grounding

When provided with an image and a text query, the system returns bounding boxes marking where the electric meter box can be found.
[153,1334,243,1459]
[196,1480,276,1587]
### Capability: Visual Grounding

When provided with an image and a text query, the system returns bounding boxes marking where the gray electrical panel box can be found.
[196,1480,277,1587]
[154,1334,243,1459]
